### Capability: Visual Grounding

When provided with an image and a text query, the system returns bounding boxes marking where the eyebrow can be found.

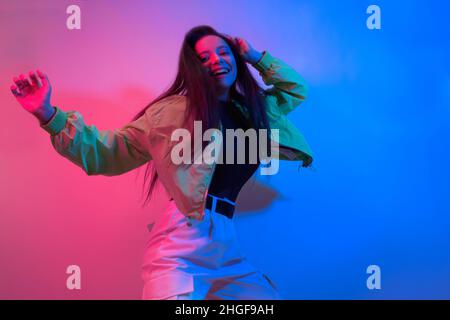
[198,45,229,55]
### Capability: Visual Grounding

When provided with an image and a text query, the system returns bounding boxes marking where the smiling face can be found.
[194,35,237,98]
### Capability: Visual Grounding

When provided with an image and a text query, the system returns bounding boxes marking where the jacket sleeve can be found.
[252,50,309,116]
[39,106,153,176]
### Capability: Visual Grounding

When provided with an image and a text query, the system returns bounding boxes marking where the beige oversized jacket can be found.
[40,51,314,221]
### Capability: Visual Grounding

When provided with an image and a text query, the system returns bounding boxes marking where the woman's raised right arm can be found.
[11,70,153,176]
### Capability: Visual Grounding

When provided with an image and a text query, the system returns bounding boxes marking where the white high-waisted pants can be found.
[141,194,281,300]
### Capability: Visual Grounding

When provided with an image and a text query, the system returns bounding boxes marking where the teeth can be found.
[212,69,229,76]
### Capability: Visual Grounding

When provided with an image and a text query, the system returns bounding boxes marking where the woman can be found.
[10,25,314,300]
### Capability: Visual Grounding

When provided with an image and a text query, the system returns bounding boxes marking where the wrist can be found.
[248,50,264,65]
[35,105,56,125]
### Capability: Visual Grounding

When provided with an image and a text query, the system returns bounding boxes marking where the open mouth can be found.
[210,68,230,78]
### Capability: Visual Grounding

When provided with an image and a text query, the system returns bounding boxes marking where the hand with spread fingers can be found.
[222,34,263,65]
[10,70,55,124]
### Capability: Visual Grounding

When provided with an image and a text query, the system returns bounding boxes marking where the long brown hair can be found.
[132,25,270,207]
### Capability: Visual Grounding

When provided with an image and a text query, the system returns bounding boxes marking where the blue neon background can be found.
[235,0,450,299]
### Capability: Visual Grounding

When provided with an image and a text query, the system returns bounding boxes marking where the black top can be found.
[207,100,261,203]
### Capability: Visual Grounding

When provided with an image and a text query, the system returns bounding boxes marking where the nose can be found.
[209,52,223,65]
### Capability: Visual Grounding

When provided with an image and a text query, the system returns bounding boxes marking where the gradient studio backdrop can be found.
[1,0,449,299]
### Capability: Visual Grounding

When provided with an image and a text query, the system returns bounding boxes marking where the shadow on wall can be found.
[235,176,281,214]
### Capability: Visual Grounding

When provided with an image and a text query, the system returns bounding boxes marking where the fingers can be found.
[36,69,49,87]
[12,72,35,90]
[10,84,22,97]
[29,70,42,88]
[222,34,246,52]
[13,75,27,91]
[19,74,32,89]
[11,69,45,98]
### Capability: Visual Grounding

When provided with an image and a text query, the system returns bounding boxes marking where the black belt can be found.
[205,194,235,219]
